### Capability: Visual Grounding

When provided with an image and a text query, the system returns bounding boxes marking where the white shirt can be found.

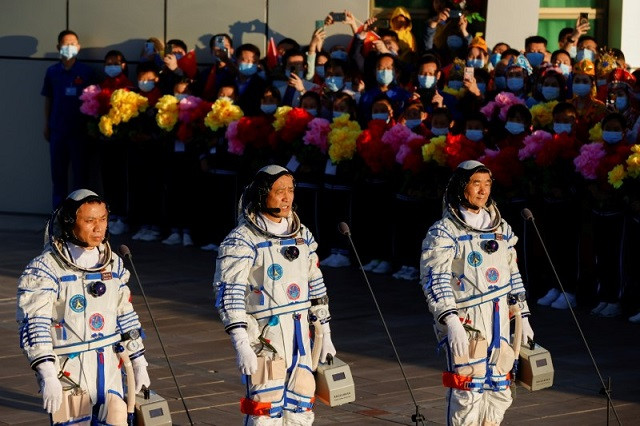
[67,242,101,269]
[459,207,491,230]
[258,213,291,236]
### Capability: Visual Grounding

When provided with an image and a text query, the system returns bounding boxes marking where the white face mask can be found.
[60,44,79,60]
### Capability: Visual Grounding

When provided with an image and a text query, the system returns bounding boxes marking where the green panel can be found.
[540,0,597,7]
[374,0,431,9]
[538,18,595,49]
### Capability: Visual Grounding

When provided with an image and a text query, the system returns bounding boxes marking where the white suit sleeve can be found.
[304,227,331,323]
[113,254,145,359]
[420,219,459,323]
[503,221,531,317]
[16,255,58,369]
[214,228,257,332]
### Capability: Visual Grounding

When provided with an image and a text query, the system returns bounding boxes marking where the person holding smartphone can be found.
[200,33,235,101]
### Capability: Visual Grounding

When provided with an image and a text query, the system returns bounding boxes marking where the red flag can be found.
[177,50,198,79]
[362,31,381,57]
[266,37,278,70]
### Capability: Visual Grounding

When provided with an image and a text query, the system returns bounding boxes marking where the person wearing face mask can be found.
[570,59,607,143]
[275,49,318,107]
[496,104,531,150]
[42,30,96,209]
[524,35,549,69]
[466,35,488,70]
[229,43,267,116]
[101,50,133,91]
[158,39,198,95]
[594,51,619,102]
[550,49,573,79]
[558,17,590,60]
[578,113,632,318]
[359,53,410,126]
[607,69,639,142]
[429,107,453,138]
[503,59,531,100]
[489,49,520,96]
[199,33,235,101]
[415,54,445,115]
[535,102,581,310]
[530,68,567,107]
[488,42,509,70]
[576,35,598,63]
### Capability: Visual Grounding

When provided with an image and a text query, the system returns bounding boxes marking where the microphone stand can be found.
[521,210,621,425]
[339,223,426,426]
[119,245,194,426]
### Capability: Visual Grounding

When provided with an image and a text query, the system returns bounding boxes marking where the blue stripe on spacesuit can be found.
[86,273,102,280]
[57,415,92,425]
[23,265,59,286]
[293,315,306,356]
[222,236,257,251]
[247,300,311,316]
[60,275,77,282]
[489,300,500,350]
[96,348,105,405]
[218,254,254,261]
[117,311,141,332]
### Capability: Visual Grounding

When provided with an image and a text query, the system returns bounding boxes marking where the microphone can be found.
[263,207,281,214]
[522,209,621,423]
[119,245,194,425]
[521,208,534,222]
[338,222,425,425]
[338,221,350,236]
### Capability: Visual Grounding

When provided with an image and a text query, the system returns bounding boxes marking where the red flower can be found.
[97,88,113,116]
[444,134,486,170]
[596,144,632,181]
[236,116,274,150]
[357,120,395,174]
[401,136,429,174]
[278,108,313,144]
[535,133,578,167]
[479,146,524,188]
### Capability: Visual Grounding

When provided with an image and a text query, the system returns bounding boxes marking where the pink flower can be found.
[303,118,331,153]
[482,92,526,122]
[79,85,101,117]
[480,101,497,120]
[178,96,202,123]
[574,142,606,179]
[395,144,411,164]
[519,130,552,160]
[225,120,244,155]
[381,124,414,153]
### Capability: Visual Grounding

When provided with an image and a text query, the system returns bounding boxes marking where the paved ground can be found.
[0,213,638,425]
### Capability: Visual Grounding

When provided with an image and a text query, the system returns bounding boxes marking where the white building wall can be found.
[485,0,540,52]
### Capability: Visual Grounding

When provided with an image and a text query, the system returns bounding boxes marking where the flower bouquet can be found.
[97,89,149,139]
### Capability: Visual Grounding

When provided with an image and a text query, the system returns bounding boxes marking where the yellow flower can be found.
[422,135,447,165]
[626,144,640,178]
[327,116,361,163]
[589,122,602,142]
[607,164,626,189]
[530,100,558,129]
[205,98,244,131]
[98,115,113,137]
[155,95,179,131]
[272,106,293,131]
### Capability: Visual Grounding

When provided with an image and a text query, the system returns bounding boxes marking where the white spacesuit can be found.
[420,161,534,426]
[214,165,336,425]
[17,189,149,425]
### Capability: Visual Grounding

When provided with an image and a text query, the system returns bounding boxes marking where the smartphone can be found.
[315,20,324,30]
[579,12,589,26]
[377,18,390,29]
[449,9,463,20]
[164,43,173,56]
[331,12,346,22]
[464,66,474,82]
[215,36,225,50]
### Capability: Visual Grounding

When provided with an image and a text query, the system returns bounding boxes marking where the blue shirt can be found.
[41,61,95,134]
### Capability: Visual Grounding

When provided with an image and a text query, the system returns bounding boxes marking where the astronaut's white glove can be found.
[230,328,258,375]
[444,314,468,358]
[36,362,62,414]
[320,322,337,363]
[521,317,534,345]
[132,356,151,393]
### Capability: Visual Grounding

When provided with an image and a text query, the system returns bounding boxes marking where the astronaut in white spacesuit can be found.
[17,189,150,425]
[420,161,534,426]
[214,165,336,425]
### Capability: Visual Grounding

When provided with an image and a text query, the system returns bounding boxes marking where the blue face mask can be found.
[448,80,463,90]
[505,121,525,135]
[602,130,623,144]
[333,111,347,119]
[238,62,257,76]
[315,65,325,78]
[568,45,577,59]
[476,82,487,95]
[467,58,484,68]
[173,53,184,61]
[615,96,628,111]
[489,53,501,67]
[325,76,343,92]
[60,44,78,60]
[261,104,277,114]
[576,48,595,62]
[542,86,560,101]
[138,80,155,92]
[573,82,591,97]
[507,77,524,92]
[418,75,437,89]
[376,69,394,86]
[494,76,506,90]
[559,63,572,77]
[525,52,544,67]
[104,65,122,78]
[465,129,484,141]
[330,50,348,62]
[144,42,155,55]
[404,119,422,129]
[596,79,607,87]
[305,108,317,117]
[372,112,389,122]
[447,35,464,49]
[431,126,449,136]
[553,122,572,134]
[175,93,188,101]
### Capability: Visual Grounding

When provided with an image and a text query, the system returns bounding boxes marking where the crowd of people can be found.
[42,1,640,322]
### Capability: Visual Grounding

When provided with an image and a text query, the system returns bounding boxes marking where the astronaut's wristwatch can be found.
[507,292,526,305]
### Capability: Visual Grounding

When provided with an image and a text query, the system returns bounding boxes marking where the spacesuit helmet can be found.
[445,160,494,211]
[242,165,296,216]
[57,189,109,247]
